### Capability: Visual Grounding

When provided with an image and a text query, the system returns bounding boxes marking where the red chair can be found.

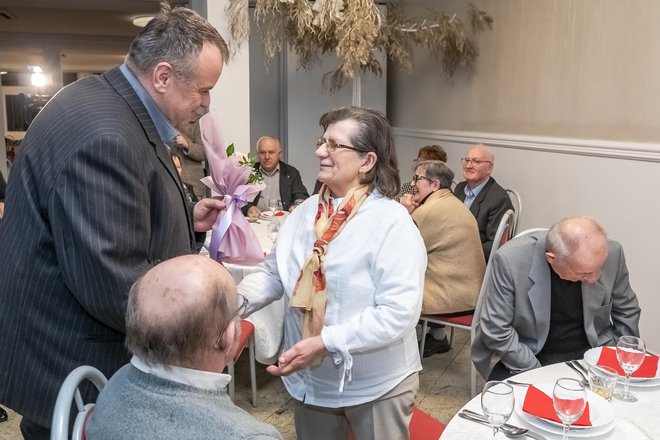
[419,209,514,397]
[227,320,258,407]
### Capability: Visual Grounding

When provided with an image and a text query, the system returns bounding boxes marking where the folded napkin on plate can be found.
[522,385,591,427]
[597,346,659,378]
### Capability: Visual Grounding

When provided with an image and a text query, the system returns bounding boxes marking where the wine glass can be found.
[480,381,515,438]
[552,378,587,440]
[614,335,646,402]
[267,220,280,244]
[268,198,283,213]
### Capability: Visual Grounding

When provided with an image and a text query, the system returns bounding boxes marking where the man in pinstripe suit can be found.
[0,5,228,439]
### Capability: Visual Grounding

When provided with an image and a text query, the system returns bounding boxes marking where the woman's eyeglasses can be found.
[315,138,361,153]
[213,294,249,349]
[412,174,434,183]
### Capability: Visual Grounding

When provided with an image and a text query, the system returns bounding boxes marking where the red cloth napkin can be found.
[522,385,591,427]
[597,346,659,378]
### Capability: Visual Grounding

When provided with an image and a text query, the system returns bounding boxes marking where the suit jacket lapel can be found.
[528,236,551,352]
[102,67,194,242]
[469,177,495,217]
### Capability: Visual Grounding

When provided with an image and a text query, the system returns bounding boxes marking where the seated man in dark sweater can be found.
[472,216,641,381]
[86,255,282,440]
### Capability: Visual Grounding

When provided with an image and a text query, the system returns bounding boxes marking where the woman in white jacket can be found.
[238,106,427,440]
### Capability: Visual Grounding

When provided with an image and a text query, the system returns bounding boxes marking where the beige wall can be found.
[390,0,660,142]
[390,1,660,350]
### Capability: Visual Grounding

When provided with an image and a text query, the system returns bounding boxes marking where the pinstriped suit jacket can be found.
[0,67,200,427]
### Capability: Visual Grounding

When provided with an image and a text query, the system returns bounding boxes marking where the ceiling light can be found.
[132,16,154,27]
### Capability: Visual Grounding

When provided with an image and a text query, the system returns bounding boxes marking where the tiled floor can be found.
[0,329,481,439]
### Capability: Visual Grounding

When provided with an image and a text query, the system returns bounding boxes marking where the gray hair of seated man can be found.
[414,160,455,190]
[545,216,608,262]
[125,255,237,367]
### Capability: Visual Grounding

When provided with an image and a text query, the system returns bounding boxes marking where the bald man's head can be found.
[125,255,238,368]
[545,216,608,283]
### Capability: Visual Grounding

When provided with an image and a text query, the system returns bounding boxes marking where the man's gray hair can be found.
[125,271,234,366]
[545,216,608,261]
[126,2,229,81]
[414,160,454,189]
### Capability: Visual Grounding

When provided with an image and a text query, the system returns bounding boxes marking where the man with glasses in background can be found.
[454,144,513,260]
[85,255,282,440]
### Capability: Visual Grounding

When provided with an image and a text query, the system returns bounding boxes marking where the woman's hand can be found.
[266,336,327,376]
[193,197,226,232]
[399,193,418,214]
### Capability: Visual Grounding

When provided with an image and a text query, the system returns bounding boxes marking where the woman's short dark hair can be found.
[126,3,229,81]
[417,145,447,162]
[319,106,400,198]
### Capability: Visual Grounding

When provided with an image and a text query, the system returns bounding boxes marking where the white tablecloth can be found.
[441,362,660,439]
[203,218,286,365]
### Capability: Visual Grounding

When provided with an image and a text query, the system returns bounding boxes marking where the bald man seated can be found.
[85,255,282,440]
[472,216,641,381]
[454,144,513,261]
[242,136,309,216]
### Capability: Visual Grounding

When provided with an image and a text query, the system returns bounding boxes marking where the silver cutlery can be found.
[459,410,547,439]
[506,379,532,387]
[565,361,589,385]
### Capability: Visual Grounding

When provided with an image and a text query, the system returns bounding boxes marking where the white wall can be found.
[395,128,660,350]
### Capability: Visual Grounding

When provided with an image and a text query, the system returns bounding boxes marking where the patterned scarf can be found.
[289,184,370,340]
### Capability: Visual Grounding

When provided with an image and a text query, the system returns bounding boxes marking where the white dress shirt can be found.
[130,356,231,391]
[238,191,427,408]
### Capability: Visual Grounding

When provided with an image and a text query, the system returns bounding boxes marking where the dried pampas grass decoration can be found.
[227,0,492,92]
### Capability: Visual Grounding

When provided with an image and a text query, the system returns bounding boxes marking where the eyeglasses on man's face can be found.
[315,138,361,153]
[214,294,249,349]
[461,157,493,166]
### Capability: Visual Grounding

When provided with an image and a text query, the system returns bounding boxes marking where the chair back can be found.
[471,209,514,352]
[488,209,514,266]
[505,188,522,237]
[513,227,548,239]
[51,365,108,440]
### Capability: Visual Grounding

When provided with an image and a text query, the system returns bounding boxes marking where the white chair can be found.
[51,365,108,440]
[227,320,258,407]
[419,209,514,397]
[514,227,548,239]
[505,188,522,238]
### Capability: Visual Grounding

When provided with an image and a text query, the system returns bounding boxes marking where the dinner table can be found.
[201,211,288,365]
[440,349,660,440]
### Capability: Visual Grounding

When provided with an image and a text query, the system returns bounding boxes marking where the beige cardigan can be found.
[412,189,486,314]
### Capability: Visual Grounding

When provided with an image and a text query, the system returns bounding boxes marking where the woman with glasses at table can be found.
[400,160,485,357]
[238,106,426,440]
[396,144,447,201]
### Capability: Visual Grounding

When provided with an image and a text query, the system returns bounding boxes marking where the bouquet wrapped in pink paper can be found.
[199,112,266,264]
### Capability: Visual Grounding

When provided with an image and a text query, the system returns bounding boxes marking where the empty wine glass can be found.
[553,378,587,440]
[480,381,515,438]
[267,220,280,244]
[268,198,283,213]
[614,335,646,402]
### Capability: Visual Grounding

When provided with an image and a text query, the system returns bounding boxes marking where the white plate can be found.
[258,210,287,220]
[514,383,615,436]
[583,347,660,384]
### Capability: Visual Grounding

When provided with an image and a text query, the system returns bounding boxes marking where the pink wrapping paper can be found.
[199,112,266,264]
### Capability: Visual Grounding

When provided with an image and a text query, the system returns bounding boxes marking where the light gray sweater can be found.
[85,364,282,440]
